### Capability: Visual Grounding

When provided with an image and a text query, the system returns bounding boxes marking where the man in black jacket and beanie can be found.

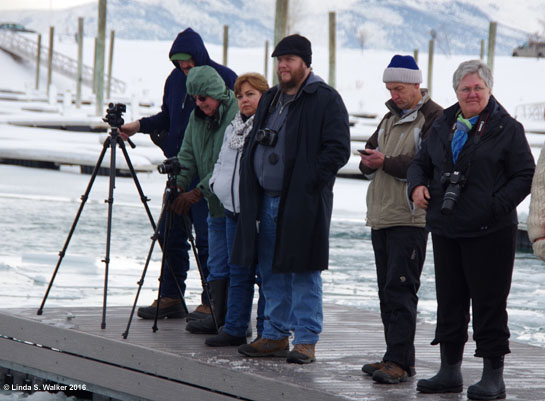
[231,34,351,364]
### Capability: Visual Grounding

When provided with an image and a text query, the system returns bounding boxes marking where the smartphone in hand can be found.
[358,149,371,156]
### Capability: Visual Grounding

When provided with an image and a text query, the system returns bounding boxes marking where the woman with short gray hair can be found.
[452,59,493,92]
[407,60,535,400]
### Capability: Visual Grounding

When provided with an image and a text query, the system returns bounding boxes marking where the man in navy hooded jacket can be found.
[120,27,237,320]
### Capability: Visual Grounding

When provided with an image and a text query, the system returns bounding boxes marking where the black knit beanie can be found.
[271,34,312,67]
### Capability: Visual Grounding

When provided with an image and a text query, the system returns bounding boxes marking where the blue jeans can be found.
[258,195,323,345]
[158,177,209,301]
[206,214,230,281]
[223,212,265,337]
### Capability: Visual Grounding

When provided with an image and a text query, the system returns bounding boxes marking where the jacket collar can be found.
[444,95,500,125]
[268,72,325,110]
[385,88,431,118]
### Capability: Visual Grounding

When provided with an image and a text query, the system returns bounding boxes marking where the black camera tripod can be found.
[37,103,157,330]
[122,168,219,339]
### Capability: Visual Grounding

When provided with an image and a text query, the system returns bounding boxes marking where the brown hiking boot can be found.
[372,361,408,384]
[137,297,186,319]
[238,337,289,357]
[287,344,316,364]
[362,361,384,376]
[186,304,211,322]
[363,361,416,377]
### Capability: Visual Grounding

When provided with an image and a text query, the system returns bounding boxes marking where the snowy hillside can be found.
[2,0,545,54]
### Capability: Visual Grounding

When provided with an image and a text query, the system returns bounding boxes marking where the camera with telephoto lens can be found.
[440,171,466,215]
[103,103,126,128]
[255,128,278,147]
[157,156,182,175]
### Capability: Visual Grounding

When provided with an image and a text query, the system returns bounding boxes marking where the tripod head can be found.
[157,156,182,175]
[103,103,126,128]
[103,103,136,149]
[158,157,186,198]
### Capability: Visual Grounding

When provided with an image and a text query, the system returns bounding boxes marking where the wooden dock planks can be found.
[0,304,544,401]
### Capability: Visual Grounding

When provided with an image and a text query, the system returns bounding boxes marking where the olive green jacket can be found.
[176,65,238,218]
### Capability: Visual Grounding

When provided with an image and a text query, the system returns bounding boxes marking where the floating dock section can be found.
[0,305,544,400]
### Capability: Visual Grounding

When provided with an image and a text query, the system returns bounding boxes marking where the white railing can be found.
[515,102,545,121]
[0,30,126,94]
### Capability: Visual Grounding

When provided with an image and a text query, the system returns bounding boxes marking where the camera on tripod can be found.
[440,171,466,215]
[157,156,182,175]
[103,103,127,128]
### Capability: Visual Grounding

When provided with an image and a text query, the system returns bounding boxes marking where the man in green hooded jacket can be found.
[172,65,239,334]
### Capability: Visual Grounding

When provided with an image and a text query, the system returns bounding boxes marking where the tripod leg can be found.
[101,134,120,329]
[158,206,190,313]
[182,215,219,334]
[37,137,111,316]
[153,187,190,331]
[152,230,167,333]
[117,136,156,230]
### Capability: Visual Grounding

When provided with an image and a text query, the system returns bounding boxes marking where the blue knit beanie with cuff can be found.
[383,55,422,84]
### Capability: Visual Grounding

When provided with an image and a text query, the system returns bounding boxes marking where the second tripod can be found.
[122,157,219,339]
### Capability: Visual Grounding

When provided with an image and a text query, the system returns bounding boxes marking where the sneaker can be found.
[372,361,409,384]
[186,304,211,322]
[238,337,289,357]
[137,297,187,319]
[362,361,384,376]
[287,344,316,364]
[363,361,416,377]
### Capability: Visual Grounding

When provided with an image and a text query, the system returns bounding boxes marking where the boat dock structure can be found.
[0,304,544,401]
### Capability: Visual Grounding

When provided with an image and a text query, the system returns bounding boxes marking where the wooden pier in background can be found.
[0,304,544,400]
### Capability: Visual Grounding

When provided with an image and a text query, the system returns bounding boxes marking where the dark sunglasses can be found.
[193,95,207,102]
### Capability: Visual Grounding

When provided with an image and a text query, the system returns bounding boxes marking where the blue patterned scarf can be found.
[451,114,479,163]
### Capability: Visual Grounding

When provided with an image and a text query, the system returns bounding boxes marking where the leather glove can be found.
[171,188,203,215]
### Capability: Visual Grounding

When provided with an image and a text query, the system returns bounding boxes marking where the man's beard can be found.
[278,65,307,92]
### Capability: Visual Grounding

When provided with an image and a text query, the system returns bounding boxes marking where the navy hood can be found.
[169,27,212,69]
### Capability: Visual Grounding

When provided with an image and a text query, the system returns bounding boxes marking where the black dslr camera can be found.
[157,157,182,175]
[103,103,127,128]
[440,171,466,215]
[255,128,278,147]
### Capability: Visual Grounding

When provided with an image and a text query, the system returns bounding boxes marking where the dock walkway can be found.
[0,305,544,401]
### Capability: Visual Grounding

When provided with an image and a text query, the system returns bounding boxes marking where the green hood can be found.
[186,65,230,102]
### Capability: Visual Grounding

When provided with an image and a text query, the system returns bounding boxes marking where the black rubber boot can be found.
[467,356,506,400]
[417,343,464,393]
[186,279,228,334]
[205,329,247,347]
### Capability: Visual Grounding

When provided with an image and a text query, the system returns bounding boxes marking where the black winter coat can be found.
[230,77,351,273]
[407,96,535,238]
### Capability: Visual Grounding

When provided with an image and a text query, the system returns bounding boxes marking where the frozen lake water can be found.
[1,163,544,352]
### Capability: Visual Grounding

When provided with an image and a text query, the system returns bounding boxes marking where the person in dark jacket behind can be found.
[118,28,237,321]
[407,60,535,400]
[231,34,351,364]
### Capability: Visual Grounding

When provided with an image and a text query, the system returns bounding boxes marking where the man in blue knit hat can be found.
[359,55,443,384]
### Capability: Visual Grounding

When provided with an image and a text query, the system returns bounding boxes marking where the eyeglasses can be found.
[457,86,487,95]
[193,95,207,102]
